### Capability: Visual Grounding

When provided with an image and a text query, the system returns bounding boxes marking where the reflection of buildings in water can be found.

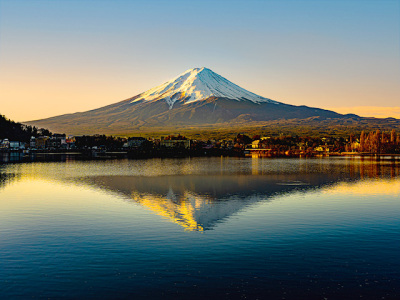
[0,152,24,163]
[251,155,259,175]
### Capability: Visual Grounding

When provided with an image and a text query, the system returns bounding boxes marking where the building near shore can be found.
[160,139,191,149]
[124,137,147,148]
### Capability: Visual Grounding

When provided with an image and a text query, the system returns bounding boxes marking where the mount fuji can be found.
[27,67,358,134]
[131,67,278,108]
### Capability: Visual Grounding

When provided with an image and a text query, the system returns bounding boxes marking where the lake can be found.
[1,157,399,299]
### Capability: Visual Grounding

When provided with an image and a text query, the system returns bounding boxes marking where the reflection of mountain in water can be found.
[82,168,399,231]
[2,158,400,231]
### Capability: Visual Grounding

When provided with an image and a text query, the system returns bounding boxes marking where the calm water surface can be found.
[1,157,399,299]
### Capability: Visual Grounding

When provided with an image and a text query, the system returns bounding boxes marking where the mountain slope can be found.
[26,67,360,135]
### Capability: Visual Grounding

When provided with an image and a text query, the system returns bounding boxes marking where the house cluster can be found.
[248,136,344,156]
[0,135,76,151]
[0,139,26,151]
[123,137,147,148]
[123,136,232,151]
[0,132,340,155]
[29,134,74,150]
[248,130,400,155]
[3,130,398,155]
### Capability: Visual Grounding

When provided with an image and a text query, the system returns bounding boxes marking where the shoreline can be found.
[2,149,400,164]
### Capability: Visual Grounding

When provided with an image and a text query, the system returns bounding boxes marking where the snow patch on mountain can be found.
[131,67,279,109]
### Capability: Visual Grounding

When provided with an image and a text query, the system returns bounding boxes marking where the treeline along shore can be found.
[2,131,400,163]
[1,114,400,163]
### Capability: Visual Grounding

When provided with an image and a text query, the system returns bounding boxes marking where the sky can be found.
[0,0,399,122]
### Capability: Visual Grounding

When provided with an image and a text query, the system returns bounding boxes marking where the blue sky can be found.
[1,0,399,121]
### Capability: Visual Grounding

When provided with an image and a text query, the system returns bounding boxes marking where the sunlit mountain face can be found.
[25,67,358,135]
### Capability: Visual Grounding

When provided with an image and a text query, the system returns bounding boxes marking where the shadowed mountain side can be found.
[26,96,355,135]
[148,97,347,124]
[80,173,359,231]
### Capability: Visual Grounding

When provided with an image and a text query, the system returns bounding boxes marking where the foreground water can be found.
[1,157,399,299]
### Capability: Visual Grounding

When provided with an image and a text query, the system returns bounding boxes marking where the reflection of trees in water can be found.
[0,172,19,190]
[345,157,400,179]
[248,156,400,180]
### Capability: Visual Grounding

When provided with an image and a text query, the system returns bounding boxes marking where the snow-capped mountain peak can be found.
[131,67,278,109]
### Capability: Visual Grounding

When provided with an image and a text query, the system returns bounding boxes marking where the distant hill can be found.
[0,114,52,142]
[25,67,400,136]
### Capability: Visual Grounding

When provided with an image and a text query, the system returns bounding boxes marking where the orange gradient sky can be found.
[1,0,399,122]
